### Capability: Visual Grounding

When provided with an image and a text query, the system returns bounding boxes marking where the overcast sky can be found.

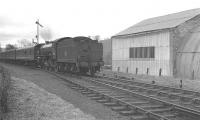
[0,0,200,47]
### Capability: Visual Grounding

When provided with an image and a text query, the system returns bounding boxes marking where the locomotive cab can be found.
[74,37,104,75]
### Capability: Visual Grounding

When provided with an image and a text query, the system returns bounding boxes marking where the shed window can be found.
[144,47,148,58]
[129,46,155,58]
[139,47,143,58]
[134,48,137,58]
[129,48,134,58]
[137,47,140,58]
[149,47,155,58]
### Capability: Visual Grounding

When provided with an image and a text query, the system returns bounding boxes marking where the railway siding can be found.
[94,76,200,111]
[99,70,200,92]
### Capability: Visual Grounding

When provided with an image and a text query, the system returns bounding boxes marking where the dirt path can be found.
[1,63,127,120]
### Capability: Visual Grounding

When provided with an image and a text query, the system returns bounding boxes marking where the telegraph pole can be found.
[35,19,43,44]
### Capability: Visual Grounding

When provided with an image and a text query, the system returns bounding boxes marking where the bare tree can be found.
[17,39,34,48]
[5,44,17,51]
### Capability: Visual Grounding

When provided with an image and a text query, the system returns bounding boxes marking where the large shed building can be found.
[112,8,200,79]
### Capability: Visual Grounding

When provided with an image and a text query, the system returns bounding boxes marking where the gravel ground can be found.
[100,69,200,92]
[1,63,127,120]
[4,77,98,120]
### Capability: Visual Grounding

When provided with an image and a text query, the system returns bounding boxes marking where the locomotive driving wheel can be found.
[79,67,88,74]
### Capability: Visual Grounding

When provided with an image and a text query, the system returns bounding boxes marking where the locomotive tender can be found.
[0,36,103,75]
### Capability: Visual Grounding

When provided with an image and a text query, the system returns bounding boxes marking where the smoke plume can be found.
[40,27,53,41]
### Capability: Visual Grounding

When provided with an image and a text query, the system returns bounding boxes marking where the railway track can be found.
[43,70,200,120]
[94,75,200,111]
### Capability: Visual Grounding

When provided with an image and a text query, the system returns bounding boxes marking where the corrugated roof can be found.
[114,8,200,37]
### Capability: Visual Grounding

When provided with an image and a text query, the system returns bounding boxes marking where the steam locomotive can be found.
[0,36,104,75]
